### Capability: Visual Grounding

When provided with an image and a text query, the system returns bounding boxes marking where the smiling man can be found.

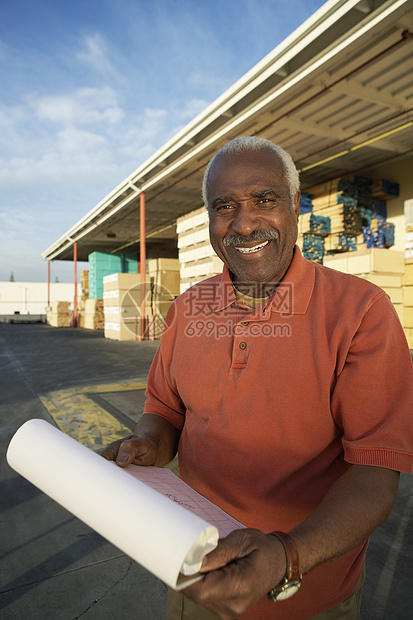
[102,137,413,620]
[205,142,300,297]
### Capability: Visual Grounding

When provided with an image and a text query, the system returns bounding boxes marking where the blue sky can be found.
[0,0,327,282]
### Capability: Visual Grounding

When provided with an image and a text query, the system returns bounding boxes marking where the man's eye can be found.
[257,198,275,206]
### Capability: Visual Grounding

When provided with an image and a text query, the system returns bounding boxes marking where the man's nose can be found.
[231,204,261,236]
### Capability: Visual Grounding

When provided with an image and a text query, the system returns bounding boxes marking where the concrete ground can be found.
[0,323,412,620]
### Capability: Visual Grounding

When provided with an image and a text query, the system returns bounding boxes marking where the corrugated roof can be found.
[42,0,413,262]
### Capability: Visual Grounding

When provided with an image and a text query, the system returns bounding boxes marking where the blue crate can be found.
[371,198,387,220]
[310,213,330,235]
[303,233,325,251]
[381,179,399,197]
[299,192,313,214]
[338,234,357,252]
[88,252,139,299]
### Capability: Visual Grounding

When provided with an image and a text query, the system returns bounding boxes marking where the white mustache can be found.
[223,231,278,247]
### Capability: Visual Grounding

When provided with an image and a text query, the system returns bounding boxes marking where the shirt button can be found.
[241,321,249,326]
[239,341,247,349]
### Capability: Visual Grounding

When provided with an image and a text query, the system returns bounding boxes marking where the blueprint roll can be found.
[6,418,218,590]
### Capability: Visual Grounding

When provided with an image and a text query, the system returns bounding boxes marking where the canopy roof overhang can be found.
[42,0,413,263]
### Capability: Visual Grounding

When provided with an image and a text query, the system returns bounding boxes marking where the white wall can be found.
[0,282,81,316]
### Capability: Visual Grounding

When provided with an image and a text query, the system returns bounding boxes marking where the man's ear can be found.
[294,191,301,221]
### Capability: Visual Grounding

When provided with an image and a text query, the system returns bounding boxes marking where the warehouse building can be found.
[42,0,413,346]
[0,282,82,324]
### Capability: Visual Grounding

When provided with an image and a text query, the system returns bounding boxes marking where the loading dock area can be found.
[1,323,412,620]
[41,0,413,346]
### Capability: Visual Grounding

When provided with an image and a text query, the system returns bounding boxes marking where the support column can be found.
[73,242,78,327]
[47,261,51,308]
[140,192,146,340]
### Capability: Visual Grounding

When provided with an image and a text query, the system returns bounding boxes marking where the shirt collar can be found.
[212,246,314,315]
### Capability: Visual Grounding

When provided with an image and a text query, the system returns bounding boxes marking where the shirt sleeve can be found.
[331,291,413,474]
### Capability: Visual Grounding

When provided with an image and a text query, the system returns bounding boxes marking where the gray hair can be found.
[202,136,300,207]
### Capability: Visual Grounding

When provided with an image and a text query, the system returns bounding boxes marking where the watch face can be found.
[271,579,301,601]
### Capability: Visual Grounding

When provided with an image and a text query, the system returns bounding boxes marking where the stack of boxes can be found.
[296,176,409,328]
[103,273,142,341]
[47,301,70,327]
[80,270,89,302]
[146,258,180,338]
[177,207,223,293]
[103,259,180,341]
[298,212,331,264]
[299,176,397,263]
[88,252,139,299]
[148,258,180,295]
[84,298,104,330]
[78,270,90,328]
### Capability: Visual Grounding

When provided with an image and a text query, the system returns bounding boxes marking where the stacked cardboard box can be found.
[177,207,223,293]
[81,270,89,300]
[103,273,141,341]
[47,302,70,327]
[84,298,104,330]
[103,270,178,341]
[77,270,89,328]
[147,258,180,298]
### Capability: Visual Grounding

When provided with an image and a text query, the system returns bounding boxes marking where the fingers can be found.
[184,529,286,619]
[186,558,259,620]
[200,529,259,572]
[100,436,134,462]
[99,435,158,468]
[114,437,142,467]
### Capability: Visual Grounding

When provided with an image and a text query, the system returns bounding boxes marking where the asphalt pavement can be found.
[0,323,412,620]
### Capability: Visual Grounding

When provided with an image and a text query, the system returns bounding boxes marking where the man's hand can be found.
[183,529,286,620]
[100,435,159,467]
[183,466,400,620]
[100,413,181,468]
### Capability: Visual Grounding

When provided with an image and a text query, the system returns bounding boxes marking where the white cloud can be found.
[0,103,30,153]
[56,127,109,158]
[76,33,120,81]
[0,84,130,197]
[31,86,124,127]
[0,208,39,240]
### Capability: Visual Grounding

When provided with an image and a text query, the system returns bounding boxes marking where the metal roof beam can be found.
[354,0,375,15]
[328,80,409,109]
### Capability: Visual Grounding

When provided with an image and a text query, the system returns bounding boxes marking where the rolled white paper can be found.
[6,419,219,590]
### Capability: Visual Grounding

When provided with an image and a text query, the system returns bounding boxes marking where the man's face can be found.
[207,148,300,294]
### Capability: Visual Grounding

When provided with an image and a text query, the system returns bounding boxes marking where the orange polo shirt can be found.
[144,246,413,619]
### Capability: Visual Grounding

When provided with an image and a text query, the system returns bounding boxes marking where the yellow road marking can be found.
[39,381,147,451]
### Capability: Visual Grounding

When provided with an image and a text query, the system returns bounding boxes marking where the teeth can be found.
[235,241,269,254]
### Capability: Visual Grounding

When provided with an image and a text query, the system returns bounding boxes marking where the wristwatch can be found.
[267,531,302,601]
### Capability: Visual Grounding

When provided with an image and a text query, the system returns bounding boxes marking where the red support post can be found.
[140,192,146,340]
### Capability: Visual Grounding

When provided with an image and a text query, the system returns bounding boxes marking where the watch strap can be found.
[267,531,301,581]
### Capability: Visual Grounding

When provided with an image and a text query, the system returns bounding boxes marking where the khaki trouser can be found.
[167,567,365,620]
